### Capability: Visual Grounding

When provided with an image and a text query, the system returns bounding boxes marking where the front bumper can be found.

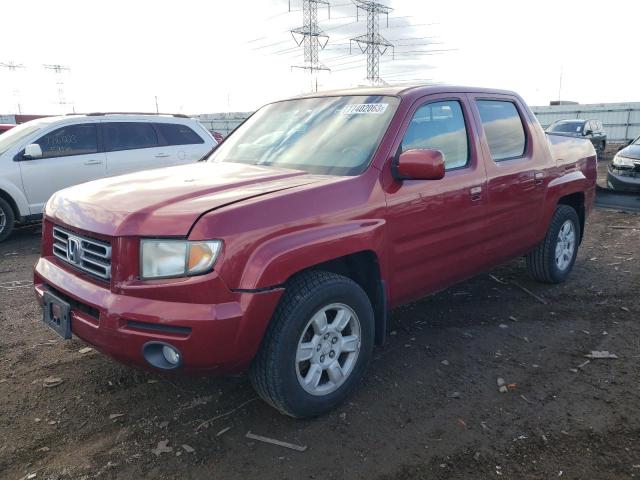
[607,165,640,192]
[34,257,283,374]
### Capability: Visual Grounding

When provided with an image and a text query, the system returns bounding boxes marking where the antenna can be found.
[349,0,394,85]
[291,0,331,91]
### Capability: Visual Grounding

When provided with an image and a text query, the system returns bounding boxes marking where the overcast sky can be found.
[1,0,637,115]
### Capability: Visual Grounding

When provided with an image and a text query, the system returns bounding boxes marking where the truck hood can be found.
[46,162,323,236]
[618,144,640,160]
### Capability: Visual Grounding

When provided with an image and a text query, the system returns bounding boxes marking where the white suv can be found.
[0,113,216,241]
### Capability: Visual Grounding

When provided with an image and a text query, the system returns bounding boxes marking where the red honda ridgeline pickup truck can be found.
[35,85,596,417]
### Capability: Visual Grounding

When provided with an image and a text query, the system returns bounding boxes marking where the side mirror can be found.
[584,129,593,136]
[23,143,43,159]
[394,148,445,180]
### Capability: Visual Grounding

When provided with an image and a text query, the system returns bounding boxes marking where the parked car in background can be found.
[0,113,216,241]
[607,135,640,191]
[211,131,224,143]
[546,119,606,157]
[34,85,596,418]
[0,124,15,135]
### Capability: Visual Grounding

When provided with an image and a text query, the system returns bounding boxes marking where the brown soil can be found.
[1,208,639,480]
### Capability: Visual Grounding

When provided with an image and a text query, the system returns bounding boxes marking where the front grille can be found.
[52,226,112,280]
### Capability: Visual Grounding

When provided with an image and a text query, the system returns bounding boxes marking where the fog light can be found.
[142,342,182,370]
[162,345,180,365]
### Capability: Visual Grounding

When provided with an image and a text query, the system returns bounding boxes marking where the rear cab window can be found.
[400,100,469,170]
[156,123,205,146]
[35,124,98,158]
[476,100,526,161]
[103,122,158,152]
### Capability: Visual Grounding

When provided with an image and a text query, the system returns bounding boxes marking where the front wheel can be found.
[250,271,374,418]
[0,197,15,242]
[526,205,581,284]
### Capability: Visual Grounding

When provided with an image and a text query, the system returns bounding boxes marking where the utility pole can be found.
[155,96,159,114]
[0,62,26,113]
[291,0,331,91]
[350,0,393,85]
[557,65,563,103]
[43,64,73,113]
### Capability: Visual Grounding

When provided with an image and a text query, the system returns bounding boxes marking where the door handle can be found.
[84,160,103,165]
[470,185,482,202]
[534,171,545,186]
[155,153,171,158]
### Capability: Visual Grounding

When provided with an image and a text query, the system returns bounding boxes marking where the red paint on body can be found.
[34,85,596,374]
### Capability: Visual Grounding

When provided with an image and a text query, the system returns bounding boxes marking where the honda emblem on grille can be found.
[67,237,81,264]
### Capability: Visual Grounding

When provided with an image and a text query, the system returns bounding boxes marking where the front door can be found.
[383,94,490,306]
[18,122,106,213]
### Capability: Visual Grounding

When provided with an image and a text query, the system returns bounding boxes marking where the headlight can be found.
[612,154,635,168]
[140,239,222,279]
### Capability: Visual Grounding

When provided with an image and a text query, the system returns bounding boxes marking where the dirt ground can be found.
[1,198,639,479]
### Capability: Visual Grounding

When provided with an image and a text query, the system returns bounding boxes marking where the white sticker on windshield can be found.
[341,103,388,115]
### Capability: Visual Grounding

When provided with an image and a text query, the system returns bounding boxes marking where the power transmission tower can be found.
[0,61,25,71]
[43,64,74,112]
[350,0,393,85]
[291,0,331,91]
[0,62,26,113]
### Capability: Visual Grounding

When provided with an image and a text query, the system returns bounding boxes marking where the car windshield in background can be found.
[209,95,399,176]
[548,121,585,134]
[0,122,43,155]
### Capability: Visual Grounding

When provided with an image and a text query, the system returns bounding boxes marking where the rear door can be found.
[154,122,211,166]
[18,122,106,213]
[103,122,167,176]
[384,94,490,305]
[469,94,549,264]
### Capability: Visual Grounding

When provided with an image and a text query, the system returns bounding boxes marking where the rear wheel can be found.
[250,271,374,418]
[0,197,15,242]
[526,205,580,284]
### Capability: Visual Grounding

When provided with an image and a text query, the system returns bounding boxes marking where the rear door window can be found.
[103,122,159,152]
[401,100,469,170]
[476,100,526,161]
[156,123,204,146]
[35,124,98,158]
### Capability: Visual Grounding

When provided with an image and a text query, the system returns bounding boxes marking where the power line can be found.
[349,1,394,85]
[0,62,26,114]
[0,61,25,71]
[290,0,332,91]
[43,64,74,112]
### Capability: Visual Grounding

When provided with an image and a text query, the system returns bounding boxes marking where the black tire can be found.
[249,271,374,418]
[0,197,15,243]
[526,205,581,284]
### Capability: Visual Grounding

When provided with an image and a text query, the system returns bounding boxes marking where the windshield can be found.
[547,121,585,134]
[0,122,44,155]
[633,136,640,146]
[209,95,399,176]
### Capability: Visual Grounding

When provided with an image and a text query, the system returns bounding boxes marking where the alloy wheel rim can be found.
[555,220,576,271]
[295,303,361,396]
[0,208,5,232]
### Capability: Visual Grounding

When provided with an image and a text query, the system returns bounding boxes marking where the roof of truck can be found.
[291,84,519,99]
